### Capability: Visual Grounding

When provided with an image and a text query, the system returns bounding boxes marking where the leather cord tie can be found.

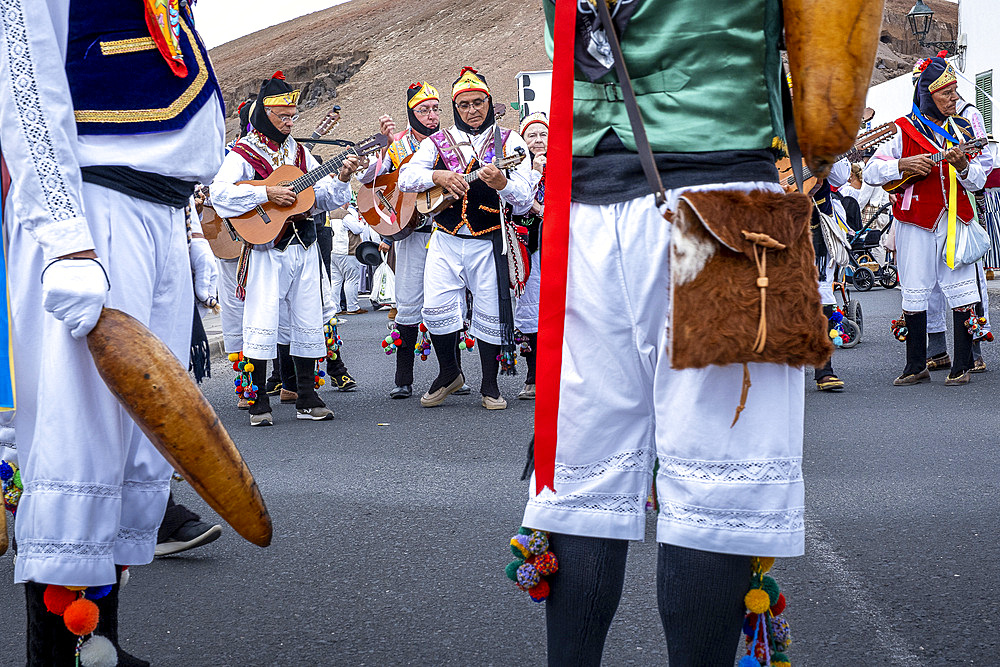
[742,231,786,354]
[731,231,786,427]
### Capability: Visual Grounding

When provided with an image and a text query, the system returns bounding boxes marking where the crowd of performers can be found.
[0,0,994,665]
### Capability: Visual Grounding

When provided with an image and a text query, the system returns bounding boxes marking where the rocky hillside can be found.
[207,0,958,159]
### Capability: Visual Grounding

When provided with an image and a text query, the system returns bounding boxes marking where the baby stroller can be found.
[843,203,897,292]
[831,274,862,348]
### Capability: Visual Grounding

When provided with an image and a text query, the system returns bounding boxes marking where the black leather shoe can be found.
[390,385,412,399]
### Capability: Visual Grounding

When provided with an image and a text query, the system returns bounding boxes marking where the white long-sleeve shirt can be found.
[331,206,371,255]
[0,0,225,260]
[864,119,987,192]
[397,125,535,220]
[209,136,351,219]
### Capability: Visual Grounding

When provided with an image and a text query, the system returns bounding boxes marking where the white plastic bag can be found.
[371,261,395,307]
[944,219,991,268]
[819,211,851,267]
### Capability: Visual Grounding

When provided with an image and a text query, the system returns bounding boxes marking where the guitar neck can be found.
[301,130,323,152]
[289,147,357,193]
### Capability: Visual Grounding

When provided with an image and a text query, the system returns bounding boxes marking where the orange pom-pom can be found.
[63,598,99,636]
[43,585,77,616]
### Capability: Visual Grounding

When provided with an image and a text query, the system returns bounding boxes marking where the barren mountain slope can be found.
[207,0,958,158]
[209,0,551,160]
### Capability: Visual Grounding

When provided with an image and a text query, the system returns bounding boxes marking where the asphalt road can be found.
[2,286,999,665]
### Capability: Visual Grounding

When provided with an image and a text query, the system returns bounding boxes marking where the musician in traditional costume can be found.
[0,0,224,661]
[864,57,988,386]
[210,72,360,426]
[398,68,534,409]
[521,2,813,663]
[513,112,549,400]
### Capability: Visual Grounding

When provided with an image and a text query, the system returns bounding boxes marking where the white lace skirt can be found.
[522,188,806,557]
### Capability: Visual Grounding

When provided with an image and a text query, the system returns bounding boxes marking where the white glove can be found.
[41,259,109,339]
[189,237,218,306]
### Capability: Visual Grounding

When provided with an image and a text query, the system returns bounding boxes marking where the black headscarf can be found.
[237,96,254,139]
[250,72,297,145]
[406,82,440,138]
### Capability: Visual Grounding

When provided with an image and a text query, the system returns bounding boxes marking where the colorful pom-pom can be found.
[85,585,113,601]
[527,531,549,555]
[771,652,790,667]
[772,614,791,649]
[533,551,558,576]
[43,585,78,616]
[744,588,770,614]
[761,575,780,605]
[510,535,530,559]
[770,591,786,616]
[528,579,550,602]
[516,563,541,589]
[506,559,524,582]
[63,598,100,636]
[79,635,118,667]
[0,461,12,480]
[228,353,239,362]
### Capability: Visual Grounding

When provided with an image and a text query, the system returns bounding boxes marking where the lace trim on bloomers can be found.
[554,450,647,484]
[26,480,121,498]
[18,539,113,559]
[529,491,644,516]
[659,500,804,534]
[122,479,170,494]
[657,456,802,485]
[116,526,157,543]
[2,0,83,224]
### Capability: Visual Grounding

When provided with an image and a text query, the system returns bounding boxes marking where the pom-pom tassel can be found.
[79,635,118,667]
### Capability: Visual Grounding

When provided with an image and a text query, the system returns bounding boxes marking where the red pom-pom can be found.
[43,585,77,616]
[459,66,479,76]
[419,323,427,332]
[937,50,949,58]
[534,551,559,576]
[63,598,99,636]
[528,579,550,601]
[770,592,786,616]
[272,71,286,80]
[394,339,403,347]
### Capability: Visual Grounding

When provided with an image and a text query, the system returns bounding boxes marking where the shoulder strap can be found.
[231,142,274,179]
[593,0,665,206]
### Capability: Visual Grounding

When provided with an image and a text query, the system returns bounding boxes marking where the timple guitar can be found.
[228,133,388,245]
[300,105,340,151]
[416,149,527,215]
[776,122,898,193]
[882,137,988,193]
[201,205,243,260]
[356,153,418,236]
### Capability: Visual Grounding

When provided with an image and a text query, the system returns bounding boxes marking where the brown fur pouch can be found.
[669,189,832,370]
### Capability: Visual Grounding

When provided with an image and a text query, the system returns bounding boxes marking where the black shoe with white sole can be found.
[155,519,222,557]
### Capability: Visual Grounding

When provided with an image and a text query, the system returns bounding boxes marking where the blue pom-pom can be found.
[317,370,326,378]
[84,585,113,600]
[0,461,12,481]
[739,656,760,667]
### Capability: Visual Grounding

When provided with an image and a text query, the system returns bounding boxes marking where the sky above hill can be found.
[193,0,352,49]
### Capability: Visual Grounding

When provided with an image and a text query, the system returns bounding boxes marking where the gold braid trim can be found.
[75,20,208,124]
[99,37,156,56]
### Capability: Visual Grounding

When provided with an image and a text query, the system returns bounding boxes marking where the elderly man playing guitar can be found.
[210,72,363,426]
[864,56,989,386]
[398,68,534,410]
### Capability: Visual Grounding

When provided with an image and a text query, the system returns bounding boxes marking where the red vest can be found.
[891,117,973,231]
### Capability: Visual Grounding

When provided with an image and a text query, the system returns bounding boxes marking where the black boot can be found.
[477,340,502,399]
[25,582,78,666]
[524,332,538,385]
[392,324,419,396]
[895,311,929,384]
[292,356,326,411]
[427,331,461,394]
[95,568,151,666]
[948,308,975,382]
[246,358,272,416]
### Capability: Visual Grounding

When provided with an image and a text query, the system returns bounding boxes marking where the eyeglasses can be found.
[412,106,442,116]
[267,109,298,123]
[455,98,488,112]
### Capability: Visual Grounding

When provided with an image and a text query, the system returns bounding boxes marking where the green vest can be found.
[544,0,785,156]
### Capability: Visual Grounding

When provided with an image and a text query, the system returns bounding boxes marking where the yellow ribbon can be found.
[945,159,958,269]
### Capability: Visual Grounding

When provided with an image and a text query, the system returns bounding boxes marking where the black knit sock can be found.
[292,356,325,409]
[544,533,629,667]
[525,332,538,384]
[657,543,752,666]
[96,568,150,667]
[394,324,419,387]
[477,340,501,398]
[157,492,199,542]
[278,344,296,393]
[327,346,349,377]
[247,358,272,415]
[952,309,975,375]
[902,311,928,376]
[927,331,948,358]
[428,332,461,393]
[25,582,78,666]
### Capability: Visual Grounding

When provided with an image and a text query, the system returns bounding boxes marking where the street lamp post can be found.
[906,0,958,52]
